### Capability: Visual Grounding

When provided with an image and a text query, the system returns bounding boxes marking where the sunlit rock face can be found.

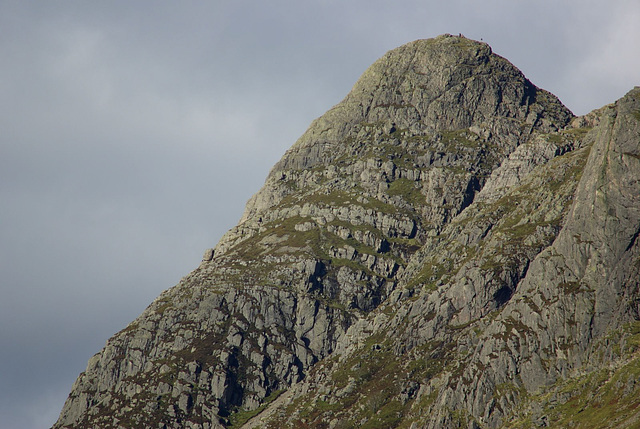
[53,35,640,429]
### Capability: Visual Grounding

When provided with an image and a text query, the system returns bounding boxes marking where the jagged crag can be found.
[54,35,640,429]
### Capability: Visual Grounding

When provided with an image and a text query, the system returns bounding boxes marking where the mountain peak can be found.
[236,34,572,230]
[272,34,571,170]
[53,37,640,429]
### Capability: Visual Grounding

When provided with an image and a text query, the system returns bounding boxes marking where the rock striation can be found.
[53,34,640,429]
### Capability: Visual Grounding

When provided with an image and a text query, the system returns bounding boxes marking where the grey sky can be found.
[1,1,638,427]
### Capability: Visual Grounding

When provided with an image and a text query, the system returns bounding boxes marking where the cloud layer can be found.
[1,1,638,427]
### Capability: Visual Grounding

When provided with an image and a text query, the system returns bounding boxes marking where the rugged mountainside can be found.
[54,35,640,429]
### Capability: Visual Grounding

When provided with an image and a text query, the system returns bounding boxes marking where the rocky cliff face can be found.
[53,35,640,429]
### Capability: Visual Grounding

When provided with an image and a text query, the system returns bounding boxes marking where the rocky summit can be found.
[53,34,640,429]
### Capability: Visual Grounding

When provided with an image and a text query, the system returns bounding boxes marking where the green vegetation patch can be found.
[153,297,173,315]
[407,258,452,290]
[440,129,480,150]
[543,359,640,428]
[227,389,285,428]
[388,178,425,207]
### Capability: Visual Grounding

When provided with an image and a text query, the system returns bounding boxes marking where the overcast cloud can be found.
[1,1,639,427]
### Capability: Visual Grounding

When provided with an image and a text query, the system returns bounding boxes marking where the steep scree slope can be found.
[53,35,640,429]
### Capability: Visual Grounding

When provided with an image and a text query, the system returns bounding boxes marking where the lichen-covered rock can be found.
[53,35,640,429]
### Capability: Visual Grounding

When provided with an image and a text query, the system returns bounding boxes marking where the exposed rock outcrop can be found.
[53,35,640,429]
